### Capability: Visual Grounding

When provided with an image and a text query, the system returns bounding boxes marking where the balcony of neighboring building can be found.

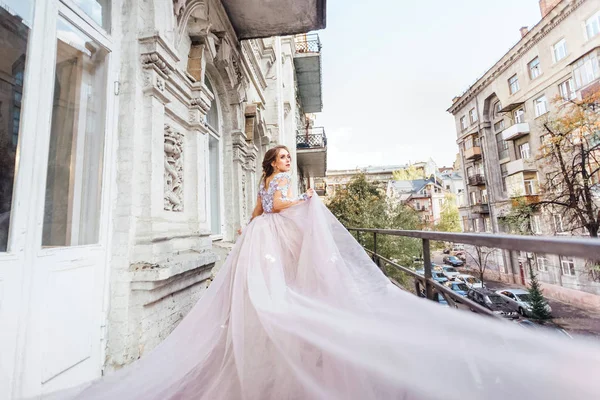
[314,179,326,196]
[507,171,539,204]
[502,122,530,141]
[297,127,327,178]
[505,157,536,176]
[467,174,486,187]
[294,34,323,113]
[471,203,490,214]
[462,134,482,161]
[221,0,326,40]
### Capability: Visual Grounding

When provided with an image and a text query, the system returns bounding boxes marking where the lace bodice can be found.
[259,172,306,213]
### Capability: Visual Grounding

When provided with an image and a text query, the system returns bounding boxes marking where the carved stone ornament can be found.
[173,0,186,19]
[142,53,172,77]
[164,124,184,212]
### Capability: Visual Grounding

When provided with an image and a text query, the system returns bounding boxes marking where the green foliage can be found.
[327,174,423,287]
[501,196,536,235]
[392,165,425,181]
[436,194,461,233]
[528,266,552,320]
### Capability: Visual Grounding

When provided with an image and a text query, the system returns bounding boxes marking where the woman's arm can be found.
[238,195,263,235]
[272,176,314,213]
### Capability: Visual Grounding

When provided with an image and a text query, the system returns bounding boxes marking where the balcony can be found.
[511,195,540,206]
[314,180,326,196]
[221,0,326,40]
[505,158,536,176]
[467,174,486,186]
[294,34,323,113]
[297,127,327,178]
[464,146,481,160]
[472,203,490,214]
[502,123,530,141]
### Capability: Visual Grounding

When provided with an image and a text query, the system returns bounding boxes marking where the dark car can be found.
[443,255,464,267]
[467,288,518,319]
[445,281,469,297]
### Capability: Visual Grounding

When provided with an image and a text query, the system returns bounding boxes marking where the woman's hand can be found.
[237,228,242,235]
[306,188,315,198]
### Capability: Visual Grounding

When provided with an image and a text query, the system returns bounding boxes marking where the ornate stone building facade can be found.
[0,0,325,398]
[448,0,600,306]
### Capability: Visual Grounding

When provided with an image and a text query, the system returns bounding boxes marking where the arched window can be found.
[204,75,222,235]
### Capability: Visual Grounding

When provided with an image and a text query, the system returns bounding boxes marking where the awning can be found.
[499,102,524,113]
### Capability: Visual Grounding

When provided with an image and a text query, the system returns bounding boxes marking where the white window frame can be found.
[553,39,568,63]
[469,108,478,124]
[528,57,542,80]
[523,179,537,195]
[531,215,542,234]
[519,142,531,159]
[514,107,525,124]
[508,74,520,94]
[553,214,565,233]
[536,254,549,272]
[560,256,576,276]
[573,52,600,89]
[460,116,467,131]
[585,10,600,40]
[558,78,576,101]
[534,95,548,117]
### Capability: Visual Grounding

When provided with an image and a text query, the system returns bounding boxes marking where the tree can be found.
[536,88,600,237]
[527,265,551,320]
[463,246,496,286]
[501,196,536,235]
[392,164,425,181]
[327,174,423,285]
[435,194,461,232]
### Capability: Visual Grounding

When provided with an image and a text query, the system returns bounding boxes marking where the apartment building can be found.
[448,0,600,303]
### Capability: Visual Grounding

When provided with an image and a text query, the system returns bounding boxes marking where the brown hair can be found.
[261,145,290,184]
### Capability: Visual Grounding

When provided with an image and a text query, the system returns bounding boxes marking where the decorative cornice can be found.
[448,0,586,114]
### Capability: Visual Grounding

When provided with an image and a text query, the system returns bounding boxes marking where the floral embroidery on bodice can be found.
[259,172,292,213]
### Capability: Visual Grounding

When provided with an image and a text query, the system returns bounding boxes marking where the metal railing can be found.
[294,33,321,54]
[347,228,600,318]
[297,127,327,149]
[467,174,486,186]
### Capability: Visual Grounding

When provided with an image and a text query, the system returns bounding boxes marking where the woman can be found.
[46,146,599,400]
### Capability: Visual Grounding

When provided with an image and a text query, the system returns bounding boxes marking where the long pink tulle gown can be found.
[43,172,600,400]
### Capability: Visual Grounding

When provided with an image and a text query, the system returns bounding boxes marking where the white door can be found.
[0,1,118,398]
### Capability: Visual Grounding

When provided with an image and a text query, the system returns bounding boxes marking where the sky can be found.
[315,0,543,170]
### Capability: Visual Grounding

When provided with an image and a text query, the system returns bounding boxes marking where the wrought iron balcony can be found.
[468,174,486,186]
[297,127,327,149]
[294,33,322,54]
[471,203,490,214]
[293,34,323,113]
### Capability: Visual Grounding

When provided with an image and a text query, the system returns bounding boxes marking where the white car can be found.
[456,274,484,289]
[441,266,460,281]
[496,288,552,317]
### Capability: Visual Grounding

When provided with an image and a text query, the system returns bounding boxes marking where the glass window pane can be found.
[209,135,221,235]
[0,0,33,252]
[73,0,111,32]
[43,17,109,247]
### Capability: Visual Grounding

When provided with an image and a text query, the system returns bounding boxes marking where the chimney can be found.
[539,0,562,19]
[519,26,529,38]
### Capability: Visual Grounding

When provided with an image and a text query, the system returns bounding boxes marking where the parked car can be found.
[496,288,552,317]
[516,320,572,339]
[443,255,464,267]
[456,274,484,289]
[443,248,451,254]
[416,269,449,284]
[454,251,467,262]
[441,265,460,281]
[467,288,518,319]
[445,281,469,297]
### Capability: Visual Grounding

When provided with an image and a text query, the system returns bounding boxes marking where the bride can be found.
[47,145,599,400]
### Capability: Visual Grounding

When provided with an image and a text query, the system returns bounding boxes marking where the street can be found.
[432,251,600,338]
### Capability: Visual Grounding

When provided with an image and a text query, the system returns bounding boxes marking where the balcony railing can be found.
[347,228,600,318]
[294,33,321,54]
[468,174,486,186]
[297,127,327,149]
[471,203,490,214]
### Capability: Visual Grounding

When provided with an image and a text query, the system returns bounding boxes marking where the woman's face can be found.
[272,148,292,173]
